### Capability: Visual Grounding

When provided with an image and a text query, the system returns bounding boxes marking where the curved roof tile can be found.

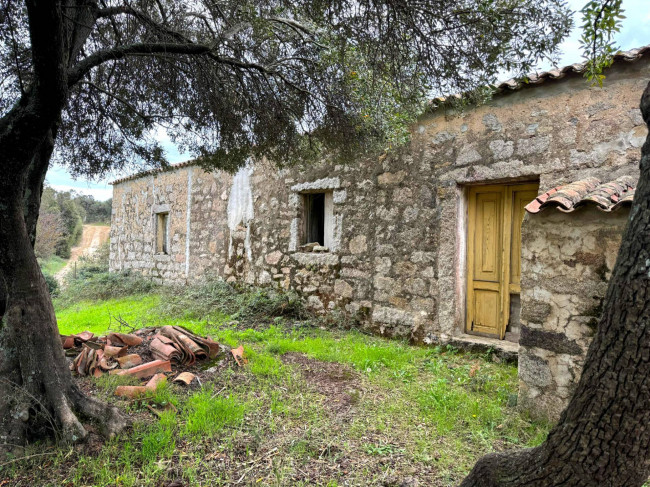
[110,160,196,185]
[525,176,636,214]
[432,45,650,105]
[494,46,650,94]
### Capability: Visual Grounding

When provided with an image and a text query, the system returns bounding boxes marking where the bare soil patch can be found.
[282,352,360,414]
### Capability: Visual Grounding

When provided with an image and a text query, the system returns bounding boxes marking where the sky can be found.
[46,0,650,201]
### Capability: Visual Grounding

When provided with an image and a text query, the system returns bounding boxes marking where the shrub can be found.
[157,277,309,323]
[56,271,158,308]
[73,240,110,279]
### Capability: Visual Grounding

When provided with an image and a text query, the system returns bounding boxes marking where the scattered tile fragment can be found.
[114,385,147,398]
[114,373,168,398]
[107,332,143,347]
[173,372,196,385]
[110,360,172,379]
[117,354,143,369]
[231,345,247,366]
[150,335,183,363]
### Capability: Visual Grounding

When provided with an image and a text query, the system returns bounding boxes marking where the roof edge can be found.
[112,46,650,187]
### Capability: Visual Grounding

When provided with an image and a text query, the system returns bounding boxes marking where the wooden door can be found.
[466,183,538,338]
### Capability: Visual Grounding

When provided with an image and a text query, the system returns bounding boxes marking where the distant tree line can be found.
[34,187,111,259]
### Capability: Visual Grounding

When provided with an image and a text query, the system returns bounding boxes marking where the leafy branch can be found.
[579,0,625,86]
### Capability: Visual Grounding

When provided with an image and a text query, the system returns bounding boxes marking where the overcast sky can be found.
[47,0,650,201]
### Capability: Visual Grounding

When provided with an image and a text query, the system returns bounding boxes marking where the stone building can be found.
[110,47,650,419]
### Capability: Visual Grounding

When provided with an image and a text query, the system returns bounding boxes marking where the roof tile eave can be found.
[526,177,638,215]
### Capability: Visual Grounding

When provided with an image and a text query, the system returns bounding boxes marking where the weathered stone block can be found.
[519,352,553,388]
[520,298,553,324]
[265,250,283,265]
[334,279,354,298]
[488,139,514,160]
[349,235,367,254]
[377,171,407,186]
[482,113,502,132]
[516,135,550,156]
[519,326,583,355]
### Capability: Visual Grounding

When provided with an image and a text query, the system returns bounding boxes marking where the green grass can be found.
[55,295,162,335]
[38,255,67,275]
[3,288,552,486]
[184,388,246,438]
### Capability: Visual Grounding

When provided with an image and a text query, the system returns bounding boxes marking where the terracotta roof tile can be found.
[525,176,636,214]
[432,45,650,105]
[110,160,196,185]
[495,46,650,93]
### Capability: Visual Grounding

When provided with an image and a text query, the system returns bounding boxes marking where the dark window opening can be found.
[156,212,169,254]
[304,193,325,245]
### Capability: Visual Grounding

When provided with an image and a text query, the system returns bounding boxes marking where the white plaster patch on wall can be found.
[289,217,299,252]
[118,192,126,270]
[288,192,300,209]
[227,164,255,261]
[455,184,467,332]
[291,252,339,266]
[185,167,193,278]
[372,306,415,326]
[291,177,340,192]
[333,189,347,204]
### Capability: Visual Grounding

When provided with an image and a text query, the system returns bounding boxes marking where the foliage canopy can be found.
[0,0,572,176]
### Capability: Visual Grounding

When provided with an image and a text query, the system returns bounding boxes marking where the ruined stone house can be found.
[110,47,650,420]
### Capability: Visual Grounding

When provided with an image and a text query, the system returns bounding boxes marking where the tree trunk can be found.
[460,81,650,486]
[0,2,128,454]
[0,151,128,454]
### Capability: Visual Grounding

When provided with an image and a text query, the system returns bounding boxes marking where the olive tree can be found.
[0,0,571,452]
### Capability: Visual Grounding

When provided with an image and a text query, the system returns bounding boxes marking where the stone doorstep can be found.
[447,334,519,363]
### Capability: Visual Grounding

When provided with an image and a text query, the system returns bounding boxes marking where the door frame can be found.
[465,182,539,339]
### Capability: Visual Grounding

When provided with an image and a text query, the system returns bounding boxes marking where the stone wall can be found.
[112,59,648,340]
[111,166,193,283]
[518,209,628,420]
[111,57,649,419]
[409,60,646,342]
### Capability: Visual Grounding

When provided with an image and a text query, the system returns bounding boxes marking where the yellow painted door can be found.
[466,183,538,338]
[467,186,504,336]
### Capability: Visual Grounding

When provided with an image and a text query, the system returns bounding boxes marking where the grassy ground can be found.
[2,285,551,486]
[38,255,68,275]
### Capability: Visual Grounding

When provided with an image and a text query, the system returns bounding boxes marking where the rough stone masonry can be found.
[111,49,650,420]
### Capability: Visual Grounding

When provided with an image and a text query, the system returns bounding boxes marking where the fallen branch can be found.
[0,451,56,468]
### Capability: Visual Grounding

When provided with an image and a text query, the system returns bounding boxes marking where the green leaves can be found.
[579,0,625,86]
[2,0,574,175]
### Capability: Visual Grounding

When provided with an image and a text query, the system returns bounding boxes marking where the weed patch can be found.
[156,278,309,323]
[56,272,158,309]
[3,288,555,486]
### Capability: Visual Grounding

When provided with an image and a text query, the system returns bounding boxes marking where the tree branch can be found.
[68,42,214,85]
[79,80,164,123]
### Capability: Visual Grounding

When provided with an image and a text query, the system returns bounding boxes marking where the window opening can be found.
[305,193,325,245]
[302,192,333,249]
[156,212,169,254]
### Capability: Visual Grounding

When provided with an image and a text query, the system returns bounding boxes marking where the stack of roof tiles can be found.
[525,176,636,214]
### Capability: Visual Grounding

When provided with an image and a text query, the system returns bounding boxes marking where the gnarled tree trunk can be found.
[0,135,128,454]
[0,1,127,454]
[461,80,650,486]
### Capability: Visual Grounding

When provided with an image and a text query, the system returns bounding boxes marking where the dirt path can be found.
[55,225,110,283]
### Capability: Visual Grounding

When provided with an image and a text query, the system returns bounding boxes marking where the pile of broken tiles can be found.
[61,325,227,399]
